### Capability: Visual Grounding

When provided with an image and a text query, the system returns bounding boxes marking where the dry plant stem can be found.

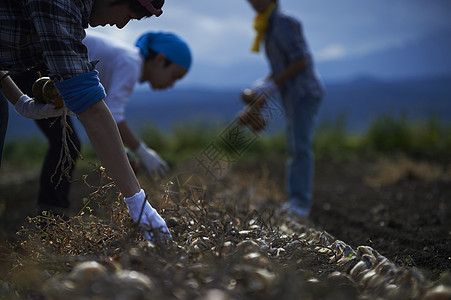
[78,100,140,197]
[77,168,115,216]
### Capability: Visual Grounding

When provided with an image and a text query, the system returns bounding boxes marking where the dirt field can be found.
[229,156,451,282]
[0,156,450,299]
[311,159,451,281]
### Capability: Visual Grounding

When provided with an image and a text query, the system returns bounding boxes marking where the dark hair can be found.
[145,48,172,68]
[111,0,164,17]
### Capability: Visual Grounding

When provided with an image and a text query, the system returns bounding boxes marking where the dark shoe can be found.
[281,202,310,218]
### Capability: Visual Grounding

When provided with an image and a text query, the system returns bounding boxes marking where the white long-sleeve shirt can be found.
[83,31,143,123]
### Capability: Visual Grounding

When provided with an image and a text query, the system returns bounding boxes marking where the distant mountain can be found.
[320,75,451,132]
[5,75,451,142]
[125,75,451,135]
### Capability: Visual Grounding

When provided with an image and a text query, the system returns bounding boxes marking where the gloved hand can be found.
[124,189,172,242]
[135,142,169,179]
[251,78,277,97]
[14,95,65,119]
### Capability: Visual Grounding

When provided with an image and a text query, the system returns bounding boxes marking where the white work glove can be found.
[124,189,172,242]
[251,78,277,97]
[14,95,65,119]
[135,142,169,179]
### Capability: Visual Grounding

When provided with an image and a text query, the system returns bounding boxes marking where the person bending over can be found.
[0,0,171,242]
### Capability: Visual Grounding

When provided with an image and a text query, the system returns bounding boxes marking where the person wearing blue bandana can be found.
[83,30,191,178]
[0,0,172,243]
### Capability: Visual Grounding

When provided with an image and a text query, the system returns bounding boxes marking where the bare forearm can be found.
[272,57,307,86]
[0,71,24,105]
[78,101,140,197]
[117,120,140,151]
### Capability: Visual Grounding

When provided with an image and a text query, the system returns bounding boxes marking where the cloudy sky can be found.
[87,0,451,88]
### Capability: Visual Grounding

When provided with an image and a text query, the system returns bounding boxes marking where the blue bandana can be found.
[135,32,192,70]
[55,70,106,114]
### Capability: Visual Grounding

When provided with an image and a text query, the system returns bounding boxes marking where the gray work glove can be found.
[14,95,64,119]
[135,142,169,179]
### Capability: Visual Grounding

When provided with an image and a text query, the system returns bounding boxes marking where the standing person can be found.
[0,0,171,242]
[245,0,324,218]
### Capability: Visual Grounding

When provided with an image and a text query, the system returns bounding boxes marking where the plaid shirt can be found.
[265,7,324,100]
[0,0,93,81]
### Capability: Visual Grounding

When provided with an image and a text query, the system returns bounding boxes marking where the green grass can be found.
[3,136,48,169]
[313,114,363,161]
[3,114,451,170]
[312,114,451,161]
[2,135,99,170]
[366,114,451,159]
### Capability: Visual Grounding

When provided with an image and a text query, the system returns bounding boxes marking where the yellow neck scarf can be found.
[251,2,277,52]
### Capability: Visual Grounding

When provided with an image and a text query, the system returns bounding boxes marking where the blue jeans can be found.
[0,94,8,167]
[284,96,322,212]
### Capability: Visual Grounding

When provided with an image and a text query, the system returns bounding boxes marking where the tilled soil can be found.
[310,160,451,282]
[0,157,450,299]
